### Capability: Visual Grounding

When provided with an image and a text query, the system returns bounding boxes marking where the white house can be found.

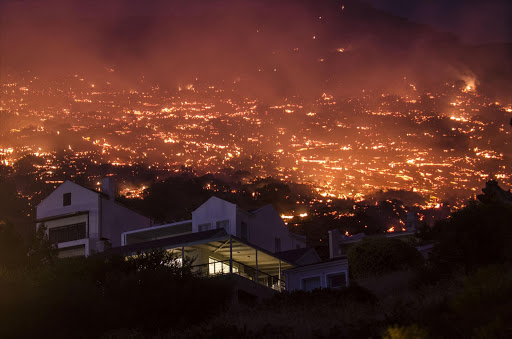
[285,258,349,292]
[119,196,348,296]
[124,196,306,253]
[36,178,152,257]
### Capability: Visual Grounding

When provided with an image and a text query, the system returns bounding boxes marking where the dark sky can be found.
[364,0,512,44]
[1,0,510,43]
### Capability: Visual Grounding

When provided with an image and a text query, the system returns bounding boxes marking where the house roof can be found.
[108,229,228,255]
[36,180,151,220]
[284,256,349,273]
[276,247,316,264]
[36,210,89,223]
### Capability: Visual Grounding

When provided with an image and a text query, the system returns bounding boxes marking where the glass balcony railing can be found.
[192,259,285,291]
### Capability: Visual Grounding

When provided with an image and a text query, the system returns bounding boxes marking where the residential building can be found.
[123,196,307,253]
[118,196,349,299]
[285,258,349,292]
[36,178,152,257]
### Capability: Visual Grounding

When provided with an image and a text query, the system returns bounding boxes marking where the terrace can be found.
[114,229,294,291]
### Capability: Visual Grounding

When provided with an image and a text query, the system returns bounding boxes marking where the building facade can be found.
[36,178,151,257]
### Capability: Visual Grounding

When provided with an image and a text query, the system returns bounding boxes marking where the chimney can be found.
[101,177,116,200]
[406,211,418,232]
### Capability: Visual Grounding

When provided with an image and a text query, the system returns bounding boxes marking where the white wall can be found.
[37,181,101,245]
[192,197,237,234]
[190,198,306,253]
[250,205,305,253]
[285,259,349,292]
[37,180,152,254]
[101,198,152,247]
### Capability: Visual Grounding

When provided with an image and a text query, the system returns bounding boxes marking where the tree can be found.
[430,199,512,271]
[347,237,424,279]
[27,224,57,269]
[0,221,27,270]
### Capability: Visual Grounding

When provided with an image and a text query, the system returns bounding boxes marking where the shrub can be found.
[348,237,424,279]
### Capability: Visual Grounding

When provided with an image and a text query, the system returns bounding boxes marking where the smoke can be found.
[0,0,509,101]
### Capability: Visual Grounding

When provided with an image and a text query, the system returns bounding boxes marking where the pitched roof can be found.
[276,247,318,265]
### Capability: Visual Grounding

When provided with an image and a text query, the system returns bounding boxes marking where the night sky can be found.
[1,0,510,45]
[364,0,512,43]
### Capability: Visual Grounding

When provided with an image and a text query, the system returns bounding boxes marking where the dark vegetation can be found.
[347,237,424,279]
[0,234,231,338]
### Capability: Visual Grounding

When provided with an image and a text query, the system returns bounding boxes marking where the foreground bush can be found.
[0,250,232,338]
[172,286,382,338]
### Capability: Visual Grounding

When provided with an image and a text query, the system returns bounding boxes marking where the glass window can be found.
[327,273,347,288]
[216,220,229,230]
[63,192,71,206]
[198,223,211,232]
[49,222,86,243]
[302,276,321,292]
[208,257,238,275]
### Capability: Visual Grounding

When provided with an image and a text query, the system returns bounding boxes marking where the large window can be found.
[302,276,321,292]
[49,222,86,243]
[63,192,71,206]
[208,257,238,275]
[327,273,347,288]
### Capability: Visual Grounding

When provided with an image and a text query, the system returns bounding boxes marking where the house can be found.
[328,212,434,260]
[37,181,349,297]
[36,178,152,257]
[285,257,349,292]
[117,196,350,298]
[123,196,307,253]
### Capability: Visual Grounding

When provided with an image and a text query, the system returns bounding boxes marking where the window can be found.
[274,237,281,252]
[216,220,229,230]
[208,257,238,275]
[63,192,71,206]
[198,223,211,232]
[240,222,248,241]
[327,273,347,289]
[302,276,321,292]
[49,222,86,243]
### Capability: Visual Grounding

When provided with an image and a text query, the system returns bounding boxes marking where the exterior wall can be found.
[37,180,151,255]
[192,197,237,234]
[100,198,151,248]
[37,181,101,254]
[190,198,305,253]
[285,260,349,292]
[236,209,251,240]
[250,205,305,253]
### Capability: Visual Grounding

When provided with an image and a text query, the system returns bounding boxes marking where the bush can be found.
[348,237,424,279]
[430,200,512,272]
[0,249,232,338]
